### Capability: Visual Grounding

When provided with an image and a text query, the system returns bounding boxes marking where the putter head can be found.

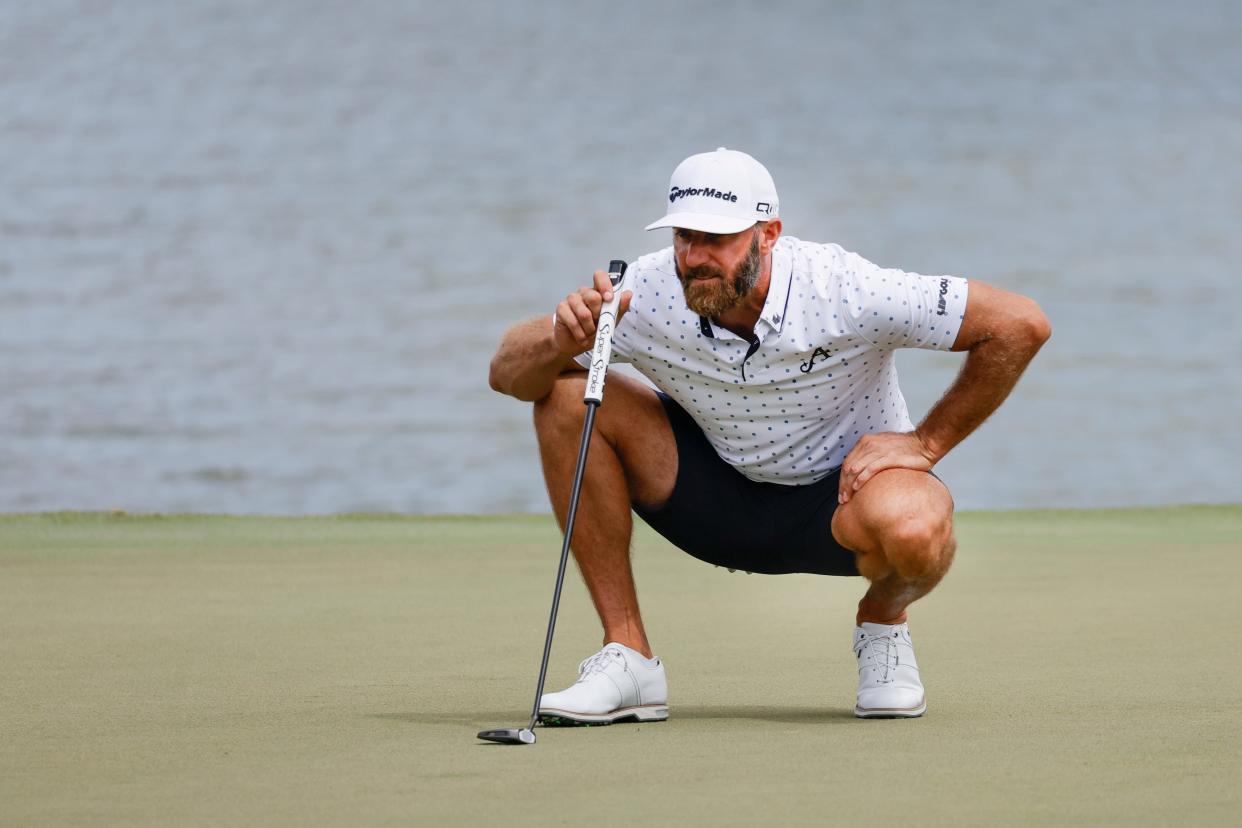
[477,727,536,745]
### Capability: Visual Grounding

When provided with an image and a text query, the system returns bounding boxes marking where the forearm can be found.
[488,316,581,402]
[915,327,1049,463]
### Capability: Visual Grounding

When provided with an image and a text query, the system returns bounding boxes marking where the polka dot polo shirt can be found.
[576,235,969,486]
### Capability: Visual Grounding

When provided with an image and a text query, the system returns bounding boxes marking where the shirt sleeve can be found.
[839,250,968,351]
[571,261,638,369]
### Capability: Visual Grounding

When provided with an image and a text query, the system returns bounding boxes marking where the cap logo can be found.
[669,185,738,205]
[756,202,772,214]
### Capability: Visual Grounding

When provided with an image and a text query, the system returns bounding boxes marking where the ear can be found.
[760,219,782,254]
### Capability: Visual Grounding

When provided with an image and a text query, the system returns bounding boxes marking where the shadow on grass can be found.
[371,705,857,727]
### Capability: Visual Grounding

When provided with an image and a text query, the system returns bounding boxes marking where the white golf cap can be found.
[645,147,779,234]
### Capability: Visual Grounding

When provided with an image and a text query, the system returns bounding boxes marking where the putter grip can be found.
[583,260,628,404]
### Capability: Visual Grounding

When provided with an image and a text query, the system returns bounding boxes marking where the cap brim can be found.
[644,212,756,233]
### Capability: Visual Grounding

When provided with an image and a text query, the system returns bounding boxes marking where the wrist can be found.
[912,428,943,465]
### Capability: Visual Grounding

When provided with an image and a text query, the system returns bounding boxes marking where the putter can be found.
[477,259,629,746]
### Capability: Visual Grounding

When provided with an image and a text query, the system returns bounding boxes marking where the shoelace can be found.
[576,648,625,682]
[855,632,900,683]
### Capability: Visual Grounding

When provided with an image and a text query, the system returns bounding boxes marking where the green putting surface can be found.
[2,507,1240,825]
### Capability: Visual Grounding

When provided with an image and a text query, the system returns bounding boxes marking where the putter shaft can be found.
[478,259,625,745]
[527,401,598,730]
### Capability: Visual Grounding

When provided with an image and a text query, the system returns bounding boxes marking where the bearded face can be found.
[675,229,762,318]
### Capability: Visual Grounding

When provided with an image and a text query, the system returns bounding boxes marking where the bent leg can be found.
[830,469,957,625]
[533,372,677,658]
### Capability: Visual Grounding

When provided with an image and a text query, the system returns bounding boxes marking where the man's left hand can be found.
[838,431,938,504]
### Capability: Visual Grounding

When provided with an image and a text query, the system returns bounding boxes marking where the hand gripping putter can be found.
[478,259,629,746]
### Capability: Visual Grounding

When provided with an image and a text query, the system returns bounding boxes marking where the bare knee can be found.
[533,373,588,435]
[879,510,955,581]
[837,470,956,582]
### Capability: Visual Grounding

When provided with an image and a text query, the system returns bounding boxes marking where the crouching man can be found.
[489,148,1050,722]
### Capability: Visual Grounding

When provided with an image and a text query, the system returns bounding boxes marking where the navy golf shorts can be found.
[632,393,860,577]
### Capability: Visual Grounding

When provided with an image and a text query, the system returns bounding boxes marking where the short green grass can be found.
[2,507,1239,826]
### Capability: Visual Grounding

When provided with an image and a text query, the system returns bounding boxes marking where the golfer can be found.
[489,148,1050,721]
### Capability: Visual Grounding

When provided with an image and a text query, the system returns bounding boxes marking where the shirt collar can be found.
[757,239,794,335]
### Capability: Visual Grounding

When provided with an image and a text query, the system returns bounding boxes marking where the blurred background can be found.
[1,0,1239,514]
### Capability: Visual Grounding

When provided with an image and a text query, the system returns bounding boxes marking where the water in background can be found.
[2,0,1240,514]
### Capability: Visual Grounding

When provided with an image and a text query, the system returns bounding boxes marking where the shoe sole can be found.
[537,704,669,727]
[853,701,927,719]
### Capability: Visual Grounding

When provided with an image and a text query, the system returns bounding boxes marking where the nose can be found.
[683,240,710,268]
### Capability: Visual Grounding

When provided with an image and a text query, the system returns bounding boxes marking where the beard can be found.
[675,231,762,318]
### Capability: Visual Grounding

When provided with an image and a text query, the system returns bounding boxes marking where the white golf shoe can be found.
[538,642,669,725]
[853,621,927,718]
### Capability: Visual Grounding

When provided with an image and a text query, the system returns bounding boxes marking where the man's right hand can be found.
[553,269,633,356]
